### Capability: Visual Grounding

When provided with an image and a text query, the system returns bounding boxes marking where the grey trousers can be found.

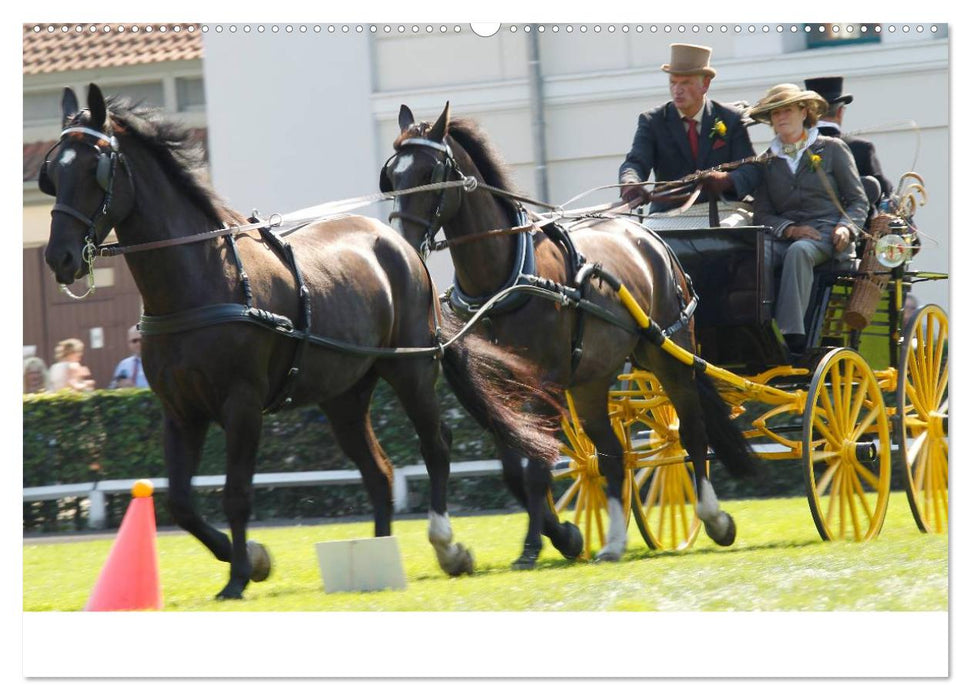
[769,237,836,336]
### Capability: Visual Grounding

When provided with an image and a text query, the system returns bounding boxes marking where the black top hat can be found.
[804,76,853,106]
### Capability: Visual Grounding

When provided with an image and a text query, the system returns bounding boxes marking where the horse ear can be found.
[427,102,450,143]
[61,87,79,128]
[87,83,107,130]
[398,105,415,133]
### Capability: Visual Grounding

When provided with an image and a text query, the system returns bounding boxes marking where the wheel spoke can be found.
[812,411,842,448]
[555,477,581,512]
[824,466,842,524]
[853,460,881,491]
[906,431,929,469]
[815,458,839,494]
[850,405,882,442]
[849,467,874,521]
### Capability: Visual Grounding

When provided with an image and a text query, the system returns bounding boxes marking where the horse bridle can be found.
[380,138,465,258]
[38,123,134,297]
[40,125,133,244]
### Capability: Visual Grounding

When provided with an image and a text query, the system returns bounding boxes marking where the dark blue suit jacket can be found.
[619,99,761,212]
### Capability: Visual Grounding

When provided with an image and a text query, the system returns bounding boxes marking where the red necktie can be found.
[683,117,699,161]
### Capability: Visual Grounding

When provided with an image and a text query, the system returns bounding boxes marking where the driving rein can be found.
[51,127,695,411]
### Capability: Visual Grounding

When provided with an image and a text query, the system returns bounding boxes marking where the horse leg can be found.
[216,392,267,600]
[499,442,583,565]
[648,349,736,546]
[381,359,473,576]
[569,381,629,562]
[321,371,395,537]
[163,413,233,563]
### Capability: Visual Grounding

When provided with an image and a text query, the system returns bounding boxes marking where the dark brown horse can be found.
[40,84,555,599]
[382,103,756,568]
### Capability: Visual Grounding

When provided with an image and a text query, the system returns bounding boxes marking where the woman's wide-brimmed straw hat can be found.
[661,43,716,79]
[747,83,829,124]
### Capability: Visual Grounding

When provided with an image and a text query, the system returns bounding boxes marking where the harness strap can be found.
[446,208,536,320]
[258,221,314,414]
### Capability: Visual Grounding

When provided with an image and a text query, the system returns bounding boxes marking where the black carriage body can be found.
[658,226,785,370]
[656,225,905,373]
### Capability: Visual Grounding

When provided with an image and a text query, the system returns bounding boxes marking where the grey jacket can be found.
[753,135,868,259]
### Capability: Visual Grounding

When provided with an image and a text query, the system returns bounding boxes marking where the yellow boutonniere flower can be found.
[709,119,727,139]
[809,153,822,170]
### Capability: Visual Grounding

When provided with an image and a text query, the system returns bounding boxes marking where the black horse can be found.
[40,84,557,599]
[382,103,757,569]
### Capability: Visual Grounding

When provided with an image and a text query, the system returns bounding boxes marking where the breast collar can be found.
[445,206,536,320]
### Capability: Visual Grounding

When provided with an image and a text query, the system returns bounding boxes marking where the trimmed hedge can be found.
[24,382,899,533]
[23,381,506,532]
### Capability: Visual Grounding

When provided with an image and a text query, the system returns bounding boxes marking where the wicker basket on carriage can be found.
[844,213,893,330]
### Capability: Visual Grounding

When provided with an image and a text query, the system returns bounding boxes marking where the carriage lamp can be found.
[875,218,916,268]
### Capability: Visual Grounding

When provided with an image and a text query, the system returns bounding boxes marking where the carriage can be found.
[41,87,948,594]
[552,195,949,556]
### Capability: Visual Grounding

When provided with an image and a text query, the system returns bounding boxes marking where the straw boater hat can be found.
[661,43,716,79]
[747,83,829,124]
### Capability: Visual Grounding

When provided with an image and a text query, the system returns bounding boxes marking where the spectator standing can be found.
[48,338,95,392]
[109,325,149,389]
[23,356,49,394]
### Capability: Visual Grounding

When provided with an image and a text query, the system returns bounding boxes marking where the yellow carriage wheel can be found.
[551,391,631,560]
[897,304,949,534]
[621,373,704,551]
[803,348,892,541]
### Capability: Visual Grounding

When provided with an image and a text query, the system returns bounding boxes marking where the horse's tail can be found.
[695,370,758,478]
[440,316,563,465]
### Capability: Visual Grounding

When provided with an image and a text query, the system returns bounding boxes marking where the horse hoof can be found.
[215,581,246,600]
[445,544,475,577]
[247,541,272,582]
[511,546,540,571]
[552,521,584,561]
[705,512,737,547]
[594,549,623,563]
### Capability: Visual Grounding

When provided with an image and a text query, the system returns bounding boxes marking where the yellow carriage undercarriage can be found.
[551,285,949,558]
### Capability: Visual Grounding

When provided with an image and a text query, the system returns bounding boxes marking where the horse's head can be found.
[41,84,135,284]
[380,102,465,256]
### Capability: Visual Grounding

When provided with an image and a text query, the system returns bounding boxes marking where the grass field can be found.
[23,492,947,612]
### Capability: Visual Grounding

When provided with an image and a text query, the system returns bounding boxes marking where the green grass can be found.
[23,492,947,612]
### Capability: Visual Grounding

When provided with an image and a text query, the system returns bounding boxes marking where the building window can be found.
[176,77,206,112]
[109,81,165,108]
[23,89,64,124]
[805,24,881,48]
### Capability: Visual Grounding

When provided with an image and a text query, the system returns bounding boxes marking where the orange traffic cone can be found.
[84,479,162,611]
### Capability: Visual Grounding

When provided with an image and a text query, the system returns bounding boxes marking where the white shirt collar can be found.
[770,127,820,172]
[677,103,705,125]
[816,119,841,132]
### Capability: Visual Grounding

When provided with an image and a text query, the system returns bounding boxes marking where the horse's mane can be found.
[447,118,521,220]
[86,97,243,226]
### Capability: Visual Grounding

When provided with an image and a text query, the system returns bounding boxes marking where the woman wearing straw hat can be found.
[749,83,868,357]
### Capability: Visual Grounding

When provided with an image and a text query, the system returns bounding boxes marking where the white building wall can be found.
[200,27,948,311]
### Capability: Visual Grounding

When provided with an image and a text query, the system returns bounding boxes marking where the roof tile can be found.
[23,23,203,75]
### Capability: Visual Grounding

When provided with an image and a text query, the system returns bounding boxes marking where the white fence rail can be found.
[23,460,508,529]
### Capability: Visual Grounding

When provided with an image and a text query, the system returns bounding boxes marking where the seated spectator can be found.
[48,338,95,392]
[749,84,868,357]
[109,325,149,389]
[23,356,49,394]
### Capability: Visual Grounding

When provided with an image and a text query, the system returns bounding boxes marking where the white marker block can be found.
[314,536,407,594]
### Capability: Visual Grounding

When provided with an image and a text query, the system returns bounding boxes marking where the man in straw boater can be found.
[618,43,762,213]
[804,75,893,198]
